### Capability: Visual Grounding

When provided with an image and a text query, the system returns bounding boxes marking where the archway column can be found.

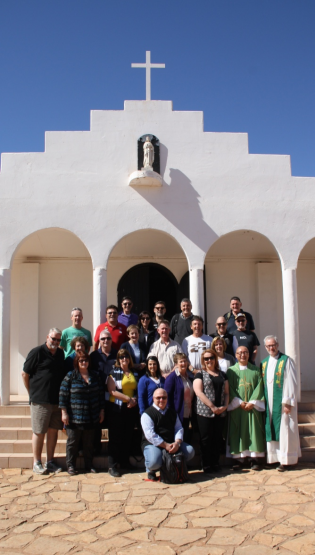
[93,267,107,334]
[282,266,301,399]
[189,268,204,320]
[0,269,11,405]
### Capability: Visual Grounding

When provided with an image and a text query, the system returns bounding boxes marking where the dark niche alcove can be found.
[137,134,160,174]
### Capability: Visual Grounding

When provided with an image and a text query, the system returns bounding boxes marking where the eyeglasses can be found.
[238,351,248,356]
[204,356,215,361]
[266,344,278,348]
[155,396,167,400]
[237,319,246,323]
[141,317,150,321]
[107,312,117,316]
[155,306,166,310]
[79,360,88,365]
[123,302,132,306]
[49,336,61,342]
[119,355,130,360]
[217,323,226,327]
[100,337,111,341]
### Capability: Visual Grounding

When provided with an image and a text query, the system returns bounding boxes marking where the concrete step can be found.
[298,412,315,424]
[0,438,109,454]
[0,427,67,440]
[0,415,32,427]
[298,422,315,436]
[300,436,315,448]
[298,402,315,412]
[0,405,30,415]
[0,453,110,470]
[300,446,315,462]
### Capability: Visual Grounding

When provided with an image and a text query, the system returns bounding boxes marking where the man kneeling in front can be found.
[141,388,195,481]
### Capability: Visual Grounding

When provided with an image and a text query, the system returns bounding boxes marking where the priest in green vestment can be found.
[227,346,265,470]
[261,335,301,471]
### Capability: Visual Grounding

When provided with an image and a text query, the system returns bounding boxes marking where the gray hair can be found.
[48,327,62,335]
[100,330,112,339]
[71,307,82,315]
[264,335,278,345]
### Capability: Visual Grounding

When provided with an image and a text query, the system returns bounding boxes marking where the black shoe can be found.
[211,464,221,472]
[67,466,78,476]
[203,466,213,474]
[251,459,262,471]
[147,471,158,481]
[109,465,121,477]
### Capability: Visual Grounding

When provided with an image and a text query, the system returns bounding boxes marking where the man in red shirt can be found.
[93,305,127,352]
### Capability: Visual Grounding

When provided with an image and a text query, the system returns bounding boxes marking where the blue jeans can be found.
[143,442,195,472]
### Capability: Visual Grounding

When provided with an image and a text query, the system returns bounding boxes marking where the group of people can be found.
[22,295,301,480]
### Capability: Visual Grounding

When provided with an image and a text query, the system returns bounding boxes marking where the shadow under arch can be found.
[108,229,190,320]
[204,228,283,347]
[10,227,93,395]
[9,226,93,269]
[107,227,190,268]
[297,237,315,390]
[118,263,187,320]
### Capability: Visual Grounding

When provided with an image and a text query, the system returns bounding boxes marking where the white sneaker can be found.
[33,461,48,475]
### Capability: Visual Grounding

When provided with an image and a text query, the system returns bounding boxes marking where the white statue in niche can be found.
[143,136,154,169]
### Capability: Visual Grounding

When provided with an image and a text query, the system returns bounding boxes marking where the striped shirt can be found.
[59,369,105,426]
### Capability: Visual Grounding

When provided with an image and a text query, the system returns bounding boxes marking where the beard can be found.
[47,341,57,350]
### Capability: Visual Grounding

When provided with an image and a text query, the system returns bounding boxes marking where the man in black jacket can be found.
[140,388,195,481]
[209,317,234,357]
[170,298,194,345]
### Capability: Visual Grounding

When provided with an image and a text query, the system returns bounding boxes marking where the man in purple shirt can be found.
[118,296,138,327]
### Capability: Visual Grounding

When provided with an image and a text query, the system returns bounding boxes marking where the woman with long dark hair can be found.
[106,348,139,477]
[138,355,165,415]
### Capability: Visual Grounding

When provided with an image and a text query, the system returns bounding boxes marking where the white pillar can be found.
[93,267,107,334]
[282,267,301,399]
[189,268,204,320]
[0,269,11,405]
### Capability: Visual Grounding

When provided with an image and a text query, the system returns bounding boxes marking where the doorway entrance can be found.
[117,263,189,321]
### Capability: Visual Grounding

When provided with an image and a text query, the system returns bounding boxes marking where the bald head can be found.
[153,388,168,409]
[236,346,249,364]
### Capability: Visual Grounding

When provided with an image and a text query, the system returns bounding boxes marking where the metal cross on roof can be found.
[131,51,165,101]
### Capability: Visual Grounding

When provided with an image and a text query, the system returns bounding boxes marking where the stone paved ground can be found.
[0,466,315,554]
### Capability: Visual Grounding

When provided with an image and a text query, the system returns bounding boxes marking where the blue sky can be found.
[0,0,315,176]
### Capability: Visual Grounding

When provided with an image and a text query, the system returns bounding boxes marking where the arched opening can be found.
[10,228,93,395]
[205,230,283,360]
[118,263,181,319]
[297,238,315,390]
[107,229,189,320]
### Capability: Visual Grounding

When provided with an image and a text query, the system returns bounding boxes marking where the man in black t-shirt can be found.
[224,296,255,334]
[232,314,260,363]
[209,316,234,357]
[22,328,66,475]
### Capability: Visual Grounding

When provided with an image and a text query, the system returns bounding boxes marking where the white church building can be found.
[0,54,314,404]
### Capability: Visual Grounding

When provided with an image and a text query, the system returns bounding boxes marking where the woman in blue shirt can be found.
[138,356,165,415]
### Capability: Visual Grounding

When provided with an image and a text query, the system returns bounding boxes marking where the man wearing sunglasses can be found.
[232,313,260,363]
[22,328,67,475]
[209,317,234,357]
[141,388,195,481]
[118,296,138,327]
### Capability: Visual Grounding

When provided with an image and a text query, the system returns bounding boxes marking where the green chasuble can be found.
[227,363,265,455]
[261,353,288,442]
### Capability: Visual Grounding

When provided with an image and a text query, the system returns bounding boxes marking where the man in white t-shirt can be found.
[182,316,213,374]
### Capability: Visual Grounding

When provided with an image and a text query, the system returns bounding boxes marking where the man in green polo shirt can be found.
[60,307,92,357]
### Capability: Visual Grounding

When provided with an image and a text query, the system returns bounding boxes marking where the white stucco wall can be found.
[0,99,314,394]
